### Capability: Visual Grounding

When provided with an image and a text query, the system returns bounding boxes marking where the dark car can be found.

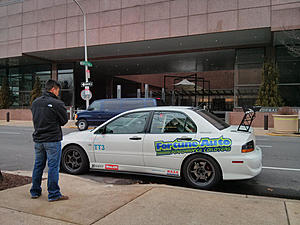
[75,98,157,130]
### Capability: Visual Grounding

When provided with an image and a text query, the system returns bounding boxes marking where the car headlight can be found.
[241,140,254,153]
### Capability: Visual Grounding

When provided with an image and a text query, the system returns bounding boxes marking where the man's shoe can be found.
[48,195,69,202]
[31,195,41,199]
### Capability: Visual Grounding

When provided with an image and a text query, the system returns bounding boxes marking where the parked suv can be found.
[75,98,157,130]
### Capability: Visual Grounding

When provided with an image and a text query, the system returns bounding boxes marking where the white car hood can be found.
[63,130,92,142]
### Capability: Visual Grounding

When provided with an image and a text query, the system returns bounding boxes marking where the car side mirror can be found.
[88,107,94,111]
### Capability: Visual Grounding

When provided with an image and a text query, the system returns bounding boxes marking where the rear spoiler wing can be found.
[237,106,261,132]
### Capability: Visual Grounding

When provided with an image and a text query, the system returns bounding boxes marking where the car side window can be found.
[104,112,149,134]
[102,101,119,112]
[150,111,197,134]
[89,101,100,111]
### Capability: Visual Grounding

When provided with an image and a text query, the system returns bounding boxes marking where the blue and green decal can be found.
[154,136,232,156]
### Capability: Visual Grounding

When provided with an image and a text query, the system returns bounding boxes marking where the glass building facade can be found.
[0,59,74,108]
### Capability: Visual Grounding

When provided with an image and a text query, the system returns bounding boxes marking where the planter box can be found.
[273,115,299,133]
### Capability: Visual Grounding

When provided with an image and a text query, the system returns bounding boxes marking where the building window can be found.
[58,64,74,107]
[236,48,264,107]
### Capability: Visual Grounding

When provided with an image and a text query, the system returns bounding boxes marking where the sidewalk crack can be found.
[89,187,154,225]
[0,206,80,225]
[284,201,291,225]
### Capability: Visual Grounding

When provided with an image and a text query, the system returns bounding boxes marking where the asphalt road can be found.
[0,126,300,200]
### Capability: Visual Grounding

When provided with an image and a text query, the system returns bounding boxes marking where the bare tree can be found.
[280,29,300,57]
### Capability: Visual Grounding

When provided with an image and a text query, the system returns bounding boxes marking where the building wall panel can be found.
[170,0,188,18]
[121,22,144,42]
[208,11,238,33]
[145,19,169,40]
[188,14,207,35]
[22,37,37,52]
[170,17,187,37]
[208,0,238,13]
[189,0,207,15]
[239,7,271,30]
[145,2,169,21]
[99,26,121,44]
[239,0,270,9]
[0,0,300,59]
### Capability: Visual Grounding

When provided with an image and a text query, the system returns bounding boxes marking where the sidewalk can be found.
[0,120,77,129]
[0,171,299,225]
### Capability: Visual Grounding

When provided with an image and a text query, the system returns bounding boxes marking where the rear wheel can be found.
[77,119,88,131]
[61,145,89,175]
[183,154,221,189]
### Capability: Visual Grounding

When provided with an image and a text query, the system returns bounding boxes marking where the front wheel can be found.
[61,145,89,175]
[182,154,221,189]
[77,119,88,131]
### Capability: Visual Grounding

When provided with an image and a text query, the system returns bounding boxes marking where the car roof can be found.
[123,106,193,113]
[93,98,155,102]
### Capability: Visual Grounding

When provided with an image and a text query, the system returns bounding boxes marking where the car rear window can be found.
[193,109,230,130]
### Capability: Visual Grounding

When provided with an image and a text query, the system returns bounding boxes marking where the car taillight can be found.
[75,114,78,120]
[241,140,254,153]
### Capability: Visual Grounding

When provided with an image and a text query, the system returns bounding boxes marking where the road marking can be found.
[256,138,269,141]
[258,145,272,148]
[0,132,21,135]
[263,166,300,172]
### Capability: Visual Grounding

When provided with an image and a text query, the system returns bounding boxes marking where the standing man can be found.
[30,79,69,202]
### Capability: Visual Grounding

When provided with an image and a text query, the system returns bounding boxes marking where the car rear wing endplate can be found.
[237,106,261,132]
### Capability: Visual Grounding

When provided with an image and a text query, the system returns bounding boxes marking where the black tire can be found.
[61,145,89,175]
[77,119,88,131]
[182,154,221,189]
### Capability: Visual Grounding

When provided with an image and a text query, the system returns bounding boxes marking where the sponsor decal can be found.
[167,170,179,176]
[94,144,105,150]
[105,164,119,170]
[154,136,232,156]
[91,164,104,168]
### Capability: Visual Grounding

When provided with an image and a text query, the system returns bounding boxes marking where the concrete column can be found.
[106,78,113,98]
[234,56,239,108]
[51,63,58,80]
[117,85,121,99]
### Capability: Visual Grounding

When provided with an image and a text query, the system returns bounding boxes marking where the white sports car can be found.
[61,106,262,189]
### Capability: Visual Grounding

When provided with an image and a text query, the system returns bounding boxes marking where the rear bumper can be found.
[220,146,262,180]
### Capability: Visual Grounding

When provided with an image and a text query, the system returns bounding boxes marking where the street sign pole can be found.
[83,10,89,109]
[73,0,90,109]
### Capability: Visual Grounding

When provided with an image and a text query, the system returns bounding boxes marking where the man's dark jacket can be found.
[32,92,68,143]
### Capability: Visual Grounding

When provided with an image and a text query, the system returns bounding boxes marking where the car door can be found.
[143,111,197,170]
[93,111,150,167]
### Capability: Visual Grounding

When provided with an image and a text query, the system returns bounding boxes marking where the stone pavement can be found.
[0,171,299,225]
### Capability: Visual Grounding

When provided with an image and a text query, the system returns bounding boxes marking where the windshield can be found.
[193,109,230,130]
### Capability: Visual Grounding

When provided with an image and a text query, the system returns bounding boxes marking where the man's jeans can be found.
[30,142,62,201]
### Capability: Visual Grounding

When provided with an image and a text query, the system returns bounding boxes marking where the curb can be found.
[266,133,300,137]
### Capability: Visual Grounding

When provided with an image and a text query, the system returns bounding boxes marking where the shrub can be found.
[256,60,283,107]
[30,77,42,105]
[0,76,13,109]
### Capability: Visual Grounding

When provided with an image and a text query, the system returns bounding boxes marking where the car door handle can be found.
[178,137,192,141]
[129,136,142,140]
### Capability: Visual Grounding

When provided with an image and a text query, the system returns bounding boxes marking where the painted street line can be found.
[0,132,21,135]
[258,145,272,148]
[262,166,300,172]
